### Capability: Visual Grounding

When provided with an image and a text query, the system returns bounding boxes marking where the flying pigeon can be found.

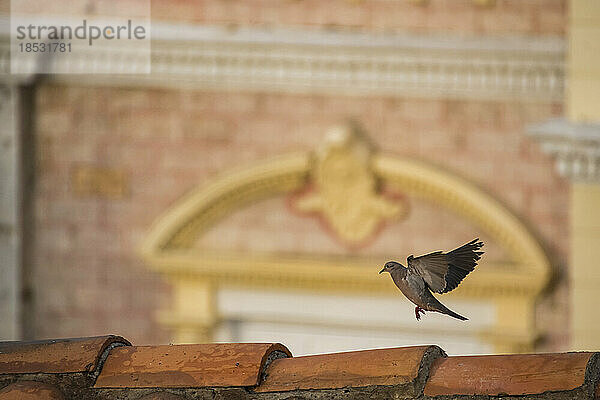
[379,238,484,321]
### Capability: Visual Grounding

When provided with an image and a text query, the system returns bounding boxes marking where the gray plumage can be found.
[379,238,484,321]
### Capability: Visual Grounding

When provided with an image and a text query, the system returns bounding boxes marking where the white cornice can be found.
[528,118,600,182]
[1,19,565,101]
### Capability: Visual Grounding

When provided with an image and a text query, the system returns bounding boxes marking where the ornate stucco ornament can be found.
[295,124,406,245]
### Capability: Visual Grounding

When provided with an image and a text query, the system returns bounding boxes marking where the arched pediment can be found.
[141,126,550,299]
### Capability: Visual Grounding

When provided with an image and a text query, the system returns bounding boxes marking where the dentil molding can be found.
[0,20,565,102]
[528,118,600,183]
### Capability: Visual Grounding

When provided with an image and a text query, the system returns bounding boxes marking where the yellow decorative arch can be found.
[141,126,551,353]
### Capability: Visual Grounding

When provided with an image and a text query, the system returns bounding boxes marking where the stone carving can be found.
[295,124,405,245]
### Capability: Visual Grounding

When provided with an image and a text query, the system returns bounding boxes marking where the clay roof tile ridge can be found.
[0,335,131,375]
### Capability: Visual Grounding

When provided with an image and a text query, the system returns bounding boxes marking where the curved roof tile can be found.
[0,335,131,374]
[94,343,291,388]
[254,345,444,393]
[424,352,599,397]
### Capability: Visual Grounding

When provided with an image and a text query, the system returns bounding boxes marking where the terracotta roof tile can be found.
[0,335,130,374]
[424,352,598,397]
[94,343,291,388]
[0,381,64,400]
[1,335,598,398]
[254,345,443,393]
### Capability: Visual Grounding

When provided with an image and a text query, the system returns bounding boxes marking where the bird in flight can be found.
[379,238,484,321]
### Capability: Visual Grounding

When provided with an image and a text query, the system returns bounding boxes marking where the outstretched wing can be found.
[407,239,484,294]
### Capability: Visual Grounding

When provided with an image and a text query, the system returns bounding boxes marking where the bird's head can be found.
[379,261,403,274]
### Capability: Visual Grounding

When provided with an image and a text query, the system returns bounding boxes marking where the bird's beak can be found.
[379,268,385,274]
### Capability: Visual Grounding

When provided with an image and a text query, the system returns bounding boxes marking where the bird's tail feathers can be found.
[439,305,468,321]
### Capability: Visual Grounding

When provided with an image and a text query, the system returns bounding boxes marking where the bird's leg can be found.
[415,306,425,321]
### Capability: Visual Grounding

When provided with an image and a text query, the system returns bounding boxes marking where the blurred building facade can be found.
[2,0,598,355]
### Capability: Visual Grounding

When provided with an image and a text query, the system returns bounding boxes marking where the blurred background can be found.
[1,0,599,356]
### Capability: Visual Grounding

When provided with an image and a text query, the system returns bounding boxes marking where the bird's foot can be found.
[415,306,426,321]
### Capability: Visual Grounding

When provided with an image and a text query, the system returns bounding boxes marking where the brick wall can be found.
[13,0,565,35]
[151,0,566,36]
[14,0,565,35]
[32,85,567,348]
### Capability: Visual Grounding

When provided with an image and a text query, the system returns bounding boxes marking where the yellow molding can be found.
[147,250,540,298]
